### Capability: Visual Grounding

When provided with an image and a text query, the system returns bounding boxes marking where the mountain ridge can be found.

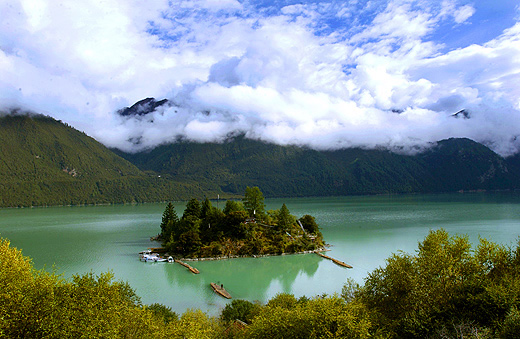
[0,113,207,207]
[2,111,520,207]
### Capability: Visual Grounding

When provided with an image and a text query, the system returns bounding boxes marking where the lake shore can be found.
[178,247,330,261]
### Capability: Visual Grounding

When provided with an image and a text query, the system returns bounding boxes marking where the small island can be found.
[154,186,325,259]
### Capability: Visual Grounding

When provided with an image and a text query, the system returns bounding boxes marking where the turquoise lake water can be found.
[1,192,519,315]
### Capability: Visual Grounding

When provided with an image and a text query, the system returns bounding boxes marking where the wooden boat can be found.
[174,259,200,274]
[316,252,353,268]
[210,282,232,299]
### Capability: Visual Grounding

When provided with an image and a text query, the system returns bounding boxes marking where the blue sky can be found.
[1,0,519,155]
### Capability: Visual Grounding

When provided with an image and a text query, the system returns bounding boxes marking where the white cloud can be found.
[453,4,475,24]
[1,0,520,156]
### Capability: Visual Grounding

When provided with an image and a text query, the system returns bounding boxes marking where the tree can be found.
[351,229,520,338]
[176,230,202,256]
[277,203,294,232]
[200,198,212,220]
[147,304,178,324]
[221,299,261,324]
[182,198,201,219]
[224,210,249,238]
[223,200,245,215]
[299,214,319,234]
[160,202,179,240]
[0,237,165,338]
[243,186,265,219]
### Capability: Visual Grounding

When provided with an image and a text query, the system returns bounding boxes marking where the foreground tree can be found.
[349,229,520,338]
[0,238,166,338]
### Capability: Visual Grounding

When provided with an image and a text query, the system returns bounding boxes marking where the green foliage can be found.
[244,296,372,339]
[162,187,324,258]
[166,309,221,339]
[266,293,298,309]
[4,113,520,208]
[299,214,319,234]
[500,306,520,338]
[223,200,245,214]
[183,198,202,219]
[276,203,295,232]
[243,186,265,218]
[161,202,179,240]
[117,135,520,200]
[349,229,520,338]
[0,237,166,338]
[220,299,261,324]
[0,114,210,207]
[147,303,178,324]
[3,230,520,338]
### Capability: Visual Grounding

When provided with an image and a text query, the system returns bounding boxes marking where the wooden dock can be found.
[316,252,353,268]
[210,282,232,299]
[174,259,200,274]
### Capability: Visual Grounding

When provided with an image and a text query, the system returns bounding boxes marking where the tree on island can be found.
[243,186,266,219]
[159,187,324,258]
[160,202,178,240]
[277,203,294,232]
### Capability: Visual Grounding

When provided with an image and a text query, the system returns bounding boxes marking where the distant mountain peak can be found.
[451,109,470,119]
[117,98,170,117]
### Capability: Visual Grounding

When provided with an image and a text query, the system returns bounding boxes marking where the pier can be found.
[175,259,200,274]
[210,282,232,299]
[316,252,353,268]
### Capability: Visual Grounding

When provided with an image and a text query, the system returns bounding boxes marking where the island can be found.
[154,186,325,259]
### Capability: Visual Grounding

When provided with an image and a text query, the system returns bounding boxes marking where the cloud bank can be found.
[1,0,520,155]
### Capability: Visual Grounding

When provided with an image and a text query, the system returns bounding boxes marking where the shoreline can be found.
[179,247,330,262]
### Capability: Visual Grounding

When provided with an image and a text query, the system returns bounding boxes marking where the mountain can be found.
[117,98,170,117]
[0,113,206,207]
[2,110,519,207]
[115,135,520,198]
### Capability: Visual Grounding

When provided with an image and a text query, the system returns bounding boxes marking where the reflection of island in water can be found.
[163,253,322,301]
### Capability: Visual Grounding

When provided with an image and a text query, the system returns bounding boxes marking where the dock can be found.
[210,282,232,299]
[316,252,353,268]
[174,259,200,274]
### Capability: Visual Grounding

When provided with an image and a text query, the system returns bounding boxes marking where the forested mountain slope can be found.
[2,112,519,207]
[116,136,520,197]
[0,113,202,207]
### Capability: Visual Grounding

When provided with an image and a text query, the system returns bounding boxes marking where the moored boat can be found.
[210,282,231,299]
[139,250,167,262]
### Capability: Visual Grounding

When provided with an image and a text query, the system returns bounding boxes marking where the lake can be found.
[1,192,520,316]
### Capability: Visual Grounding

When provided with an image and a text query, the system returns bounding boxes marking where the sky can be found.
[1,0,519,155]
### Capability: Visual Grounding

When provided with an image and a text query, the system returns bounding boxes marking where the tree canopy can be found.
[159,187,324,258]
[242,186,266,219]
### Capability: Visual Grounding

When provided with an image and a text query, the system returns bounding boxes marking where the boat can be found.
[210,282,232,299]
[316,252,353,268]
[174,259,200,274]
[139,250,167,262]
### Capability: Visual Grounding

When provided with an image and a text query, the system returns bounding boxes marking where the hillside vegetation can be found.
[2,111,520,207]
[116,135,520,198]
[0,113,210,207]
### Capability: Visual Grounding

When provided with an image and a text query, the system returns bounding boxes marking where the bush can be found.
[221,299,261,324]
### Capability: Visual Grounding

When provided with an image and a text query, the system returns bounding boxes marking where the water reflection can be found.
[162,253,321,301]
